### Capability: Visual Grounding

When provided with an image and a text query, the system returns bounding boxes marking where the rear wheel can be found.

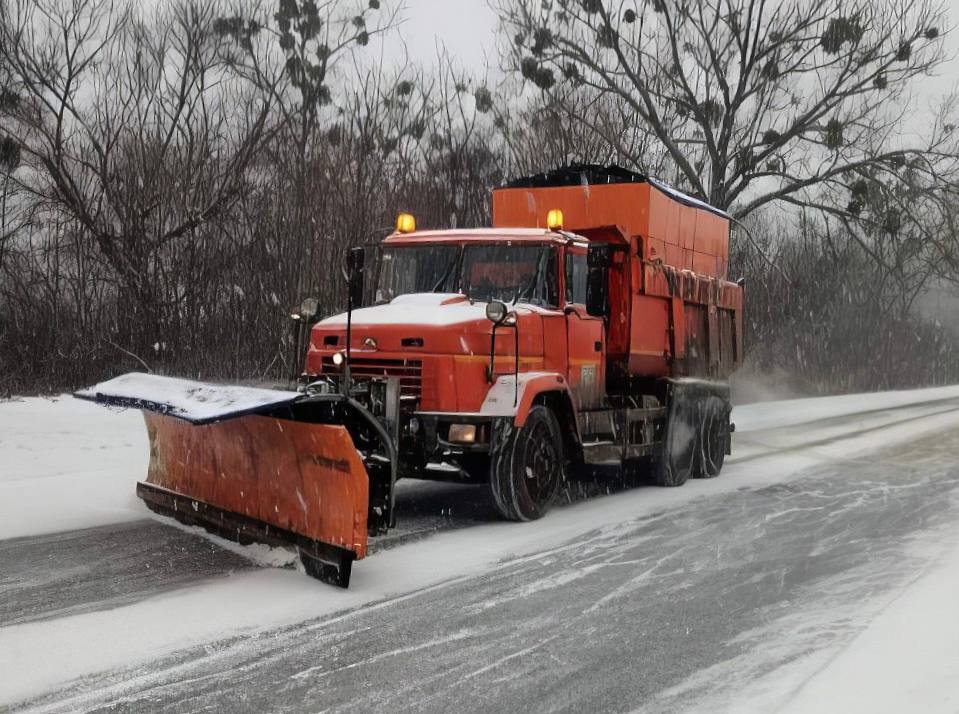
[489,405,564,521]
[656,395,696,487]
[698,396,728,478]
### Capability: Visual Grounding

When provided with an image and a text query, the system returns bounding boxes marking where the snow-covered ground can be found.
[2,386,959,710]
[778,537,959,714]
[0,396,146,540]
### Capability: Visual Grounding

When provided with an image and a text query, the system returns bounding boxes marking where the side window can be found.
[533,247,560,307]
[565,251,588,304]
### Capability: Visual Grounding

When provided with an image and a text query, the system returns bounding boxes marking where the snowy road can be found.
[3,389,959,712]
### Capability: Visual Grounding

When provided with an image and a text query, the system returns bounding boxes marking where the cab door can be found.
[564,247,605,409]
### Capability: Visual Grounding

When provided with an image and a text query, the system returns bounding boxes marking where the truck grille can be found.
[321,356,423,398]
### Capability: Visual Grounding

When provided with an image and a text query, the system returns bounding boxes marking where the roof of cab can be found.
[382,227,588,247]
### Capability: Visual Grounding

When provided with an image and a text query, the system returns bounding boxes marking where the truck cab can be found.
[305,227,604,499]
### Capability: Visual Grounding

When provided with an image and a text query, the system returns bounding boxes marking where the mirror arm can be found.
[513,320,519,407]
[488,322,498,384]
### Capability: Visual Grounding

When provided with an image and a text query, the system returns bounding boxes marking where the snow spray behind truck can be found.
[77,165,744,587]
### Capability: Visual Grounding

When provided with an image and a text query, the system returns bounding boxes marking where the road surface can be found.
[2,390,959,713]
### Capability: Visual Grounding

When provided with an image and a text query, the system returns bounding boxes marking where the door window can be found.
[565,251,588,304]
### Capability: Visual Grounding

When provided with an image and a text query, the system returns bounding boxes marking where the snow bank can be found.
[0,397,147,540]
[773,536,959,713]
[732,383,959,434]
[674,527,959,714]
[2,388,959,705]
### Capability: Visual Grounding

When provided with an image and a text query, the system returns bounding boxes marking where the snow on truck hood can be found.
[317,293,491,328]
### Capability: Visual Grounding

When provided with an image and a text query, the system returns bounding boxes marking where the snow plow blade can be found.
[76,373,397,588]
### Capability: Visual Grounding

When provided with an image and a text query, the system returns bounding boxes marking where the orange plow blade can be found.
[76,373,395,588]
[140,412,369,585]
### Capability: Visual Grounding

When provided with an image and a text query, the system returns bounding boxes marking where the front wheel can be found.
[489,405,564,521]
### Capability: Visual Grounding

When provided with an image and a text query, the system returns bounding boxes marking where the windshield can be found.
[375,245,460,303]
[461,245,556,305]
[376,243,559,307]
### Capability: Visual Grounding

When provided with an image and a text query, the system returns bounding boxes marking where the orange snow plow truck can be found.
[76,165,743,587]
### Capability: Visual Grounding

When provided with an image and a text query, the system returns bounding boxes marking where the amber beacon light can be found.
[395,212,416,233]
[546,209,564,231]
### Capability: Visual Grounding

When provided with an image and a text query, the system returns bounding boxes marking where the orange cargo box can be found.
[492,167,730,280]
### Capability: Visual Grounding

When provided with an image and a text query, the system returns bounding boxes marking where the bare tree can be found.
[827,168,959,319]
[0,0,278,360]
[732,208,959,392]
[216,0,402,153]
[213,0,403,309]
[496,83,668,176]
[0,127,27,272]
[0,18,31,272]
[496,0,959,218]
[403,53,504,228]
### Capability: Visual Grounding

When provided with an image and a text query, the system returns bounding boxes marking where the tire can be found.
[489,405,564,521]
[698,396,728,478]
[656,393,697,487]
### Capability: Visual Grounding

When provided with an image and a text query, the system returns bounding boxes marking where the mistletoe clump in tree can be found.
[496,0,958,220]
[214,0,399,145]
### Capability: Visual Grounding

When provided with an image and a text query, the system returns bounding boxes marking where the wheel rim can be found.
[521,418,560,506]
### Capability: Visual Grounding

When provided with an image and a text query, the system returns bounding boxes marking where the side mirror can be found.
[585,243,610,318]
[299,297,319,322]
[347,247,366,309]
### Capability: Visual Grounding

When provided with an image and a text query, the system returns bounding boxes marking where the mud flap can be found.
[76,373,390,588]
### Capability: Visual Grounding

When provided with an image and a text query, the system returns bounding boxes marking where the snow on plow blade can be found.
[75,373,389,588]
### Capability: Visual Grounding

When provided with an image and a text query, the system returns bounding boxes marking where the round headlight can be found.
[485,300,508,324]
[331,350,345,366]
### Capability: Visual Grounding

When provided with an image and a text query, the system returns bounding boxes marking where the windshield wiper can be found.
[430,247,462,292]
[513,249,548,306]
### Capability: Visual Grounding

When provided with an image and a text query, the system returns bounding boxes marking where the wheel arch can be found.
[480,373,569,420]
[479,373,582,452]
[530,389,582,465]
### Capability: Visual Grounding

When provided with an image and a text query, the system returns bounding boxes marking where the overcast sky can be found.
[392,0,498,69]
